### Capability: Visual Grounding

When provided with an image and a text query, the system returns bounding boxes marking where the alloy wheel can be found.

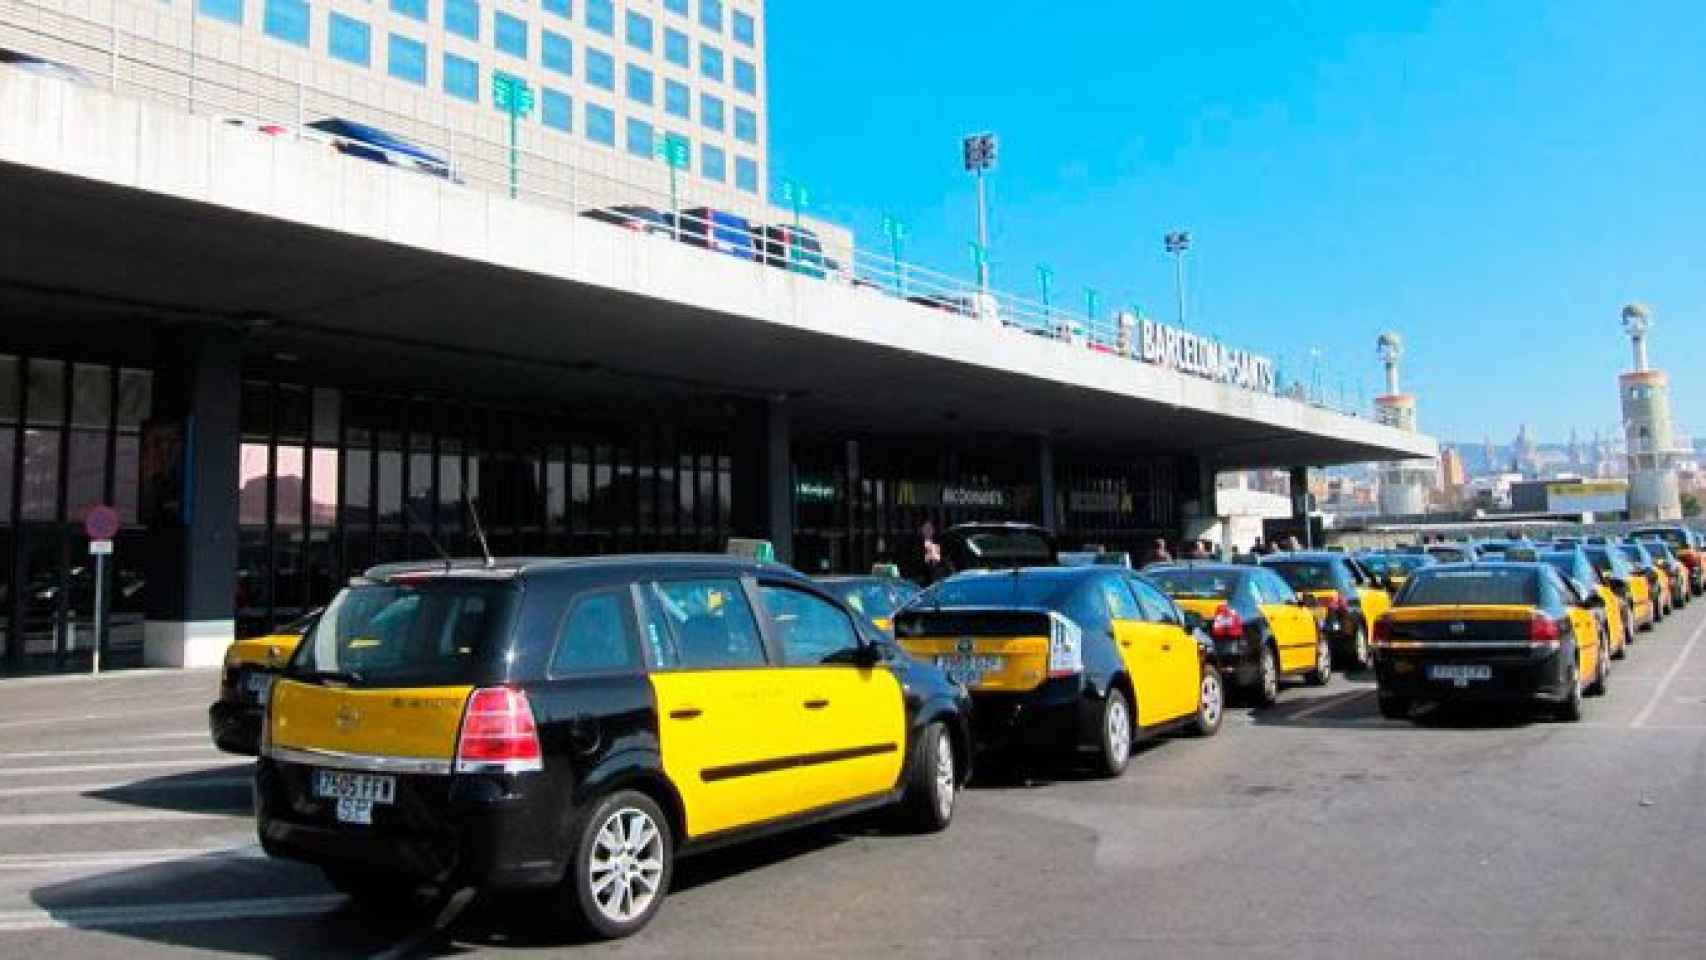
[1200,671,1223,728]
[1106,695,1132,765]
[588,806,665,925]
[932,729,956,822]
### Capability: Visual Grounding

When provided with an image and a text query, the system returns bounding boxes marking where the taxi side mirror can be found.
[850,639,884,667]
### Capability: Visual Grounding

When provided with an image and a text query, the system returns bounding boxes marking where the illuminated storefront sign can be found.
[895,482,1011,510]
[1139,318,1276,394]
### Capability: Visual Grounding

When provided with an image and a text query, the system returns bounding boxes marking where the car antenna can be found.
[467,500,496,569]
[404,505,454,573]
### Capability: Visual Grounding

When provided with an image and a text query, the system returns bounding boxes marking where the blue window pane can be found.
[625,117,653,159]
[735,156,757,194]
[664,0,686,14]
[197,0,243,26]
[625,11,652,52]
[389,0,426,23]
[263,0,309,47]
[542,88,572,132]
[585,47,614,90]
[388,33,427,84]
[664,80,690,119]
[542,30,572,76]
[443,52,478,101]
[699,0,721,32]
[700,93,723,131]
[494,11,527,58]
[701,143,725,182]
[542,0,570,18]
[626,65,653,105]
[700,43,723,81]
[445,0,479,41]
[663,28,688,67]
[328,13,371,66]
[732,10,754,46]
[586,103,615,145]
[734,106,756,143]
[733,58,756,95]
[586,0,612,34]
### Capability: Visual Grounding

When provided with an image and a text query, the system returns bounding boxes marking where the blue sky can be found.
[764,0,1706,447]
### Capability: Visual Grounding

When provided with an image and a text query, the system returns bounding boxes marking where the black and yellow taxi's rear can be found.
[208,611,318,756]
[257,557,969,939]
[1372,563,1590,722]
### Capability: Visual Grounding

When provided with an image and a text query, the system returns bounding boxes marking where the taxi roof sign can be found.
[726,538,776,563]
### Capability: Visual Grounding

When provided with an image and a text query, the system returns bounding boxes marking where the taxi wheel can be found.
[1093,688,1134,778]
[1251,644,1280,708]
[895,721,957,833]
[1614,607,1632,658]
[1586,639,1609,697]
[1305,636,1332,687]
[565,790,673,940]
[1191,665,1224,737]
[1554,665,1584,723]
[1353,626,1374,671]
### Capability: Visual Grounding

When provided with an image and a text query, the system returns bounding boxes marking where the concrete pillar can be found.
[144,324,242,667]
[730,397,793,564]
[1036,437,1058,531]
[1178,456,1223,549]
[1289,465,1314,549]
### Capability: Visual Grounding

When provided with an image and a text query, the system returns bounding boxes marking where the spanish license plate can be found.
[1428,664,1492,687]
[934,654,1003,686]
[244,671,273,703]
[314,769,396,817]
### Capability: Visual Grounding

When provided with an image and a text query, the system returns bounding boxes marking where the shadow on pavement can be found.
[85,765,255,814]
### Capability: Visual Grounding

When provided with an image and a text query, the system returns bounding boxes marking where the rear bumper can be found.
[1211,640,1262,688]
[1375,649,1574,705]
[967,680,1098,754]
[208,700,261,757]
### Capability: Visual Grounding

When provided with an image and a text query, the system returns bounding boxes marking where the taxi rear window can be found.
[1146,569,1240,600]
[1263,562,1340,592]
[290,580,518,687]
[924,573,1077,609]
[1401,569,1538,607]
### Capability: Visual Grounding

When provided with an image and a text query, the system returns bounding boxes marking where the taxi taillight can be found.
[1528,615,1562,648]
[455,687,543,774]
[1047,612,1084,678]
[1371,614,1392,647]
[1211,605,1244,640]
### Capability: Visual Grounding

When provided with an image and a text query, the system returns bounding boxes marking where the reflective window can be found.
[263,0,310,46]
[700,42,723,81]
[733,57,756,94]
[542,87,572,131]
[388,34,428,85]
[550,590,639,675]
[390,0,426,22]
[664,0,687,15]
[761,585,859,665]
[699,92,723,131]
[197,0,243,26]
[626,10,653,51]
[735,156,758,193]
[732,9,754,46]
[699,0,722,32]
[445,0,480,41]
[663,27,688,66]
[443,52,478,101]
[494,11,528,58]
[664,79,690,119]
[586,102,616,144]
[542,30,572,76]
[585,0,613,34]
[626,117,653,158]
[626,64,654,105]
[700,143,725,181]
[543,0,569,18]
[644,579,765,668]
[1101,576,1140,621]
[734,106,757,143]
[328,12,371,67]
[586,47,615,90]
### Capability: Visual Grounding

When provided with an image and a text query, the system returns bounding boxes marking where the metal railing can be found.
[0,0,1371,418]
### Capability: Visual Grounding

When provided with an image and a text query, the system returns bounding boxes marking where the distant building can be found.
[1373,332,1433,515]
[1619,304,1684,520]
[1438,446,1468,490]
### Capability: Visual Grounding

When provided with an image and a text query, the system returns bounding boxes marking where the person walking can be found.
[920,521,952,585]
[1141,538,1173,567]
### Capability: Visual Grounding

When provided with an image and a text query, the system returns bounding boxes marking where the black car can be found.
[813,574,922,634]
[939,522,1058,573]
[1259,551,1388,670]
[757,224,828,278]
[257,556,971,939]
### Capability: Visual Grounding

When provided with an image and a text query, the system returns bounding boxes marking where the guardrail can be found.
[0,0,1372,418]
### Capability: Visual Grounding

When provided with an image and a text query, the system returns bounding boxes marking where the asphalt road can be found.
[3,601,1706,959]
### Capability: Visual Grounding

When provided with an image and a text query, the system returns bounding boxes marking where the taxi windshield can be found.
[1364,555,1426,575]
[291,580,519,687]
[827,582,899,619]
[1401,569,1538,607]
[1633,529,1686,549]
[1584,549,1623,576]
[1146,569,1240,600]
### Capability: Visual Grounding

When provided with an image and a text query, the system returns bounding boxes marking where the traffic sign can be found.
[654,133,690,171]
[84,504,119,541]
[89,540,113,556]
[492,72,535,117]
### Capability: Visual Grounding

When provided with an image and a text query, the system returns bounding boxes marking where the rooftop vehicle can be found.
[813,575,922,634]
[757,224,828,278]
[1146,563,1332,706]
[940,522,1058,573]
[209,609,322,756]
[1258,552,1390,670]
[1537,548,1628,660]
[1614,541,1674,620]
[1631,526,1704,593]
[1425,542,1480,564]
[1372,563,1607,722]
[893,566,1222,776]
[1360,551,1438,591]
[675,207,759,261]
[1583,545,1655,633]
[579,205,675,237]
[258,556,971,939]
[305,118,453,181]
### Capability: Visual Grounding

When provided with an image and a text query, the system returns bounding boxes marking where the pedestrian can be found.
[920,521,952,585]
[1251,537,1269,557]
[1141,537,1173,567]
[1182,540,1208,560]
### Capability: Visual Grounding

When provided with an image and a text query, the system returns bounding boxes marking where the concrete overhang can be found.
[0,72,1437,469]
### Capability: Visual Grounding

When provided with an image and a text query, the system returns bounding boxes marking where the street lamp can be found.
[492,72,536,200]
[654,132,691,238]
[881,215,907,295]
[962,132,997,293]
[1163,230,1191,327]
[779,178,809,265]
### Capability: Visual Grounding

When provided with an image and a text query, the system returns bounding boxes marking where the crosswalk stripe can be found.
[0,844,264,871]
[0,776,251,799]
[0,759,245,777]
[0,705,204,730]
[0,810,246,828]
[0,745,226,762]
[0,894,344,932]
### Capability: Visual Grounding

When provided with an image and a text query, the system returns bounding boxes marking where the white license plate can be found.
[314,770,396,805]
[336,798,374,825]
[245,671,273,702]
[1428,664,1492,687]
[935,654,1003,685]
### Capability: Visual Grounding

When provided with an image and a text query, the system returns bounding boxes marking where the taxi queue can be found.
[206,522,1703,940]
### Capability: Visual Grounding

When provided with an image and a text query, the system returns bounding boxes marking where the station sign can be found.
[1139,318,1276,394]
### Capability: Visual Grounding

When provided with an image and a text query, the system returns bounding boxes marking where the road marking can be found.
[0,810,246,828]
[1631,613,1706,729]
[0,744,224,762]
[0,776,250,799]
[1287,688,1375,721]
[0,705,203,730]
[0,894,344,932]
[0,759,245,777]
[0,844,263,872]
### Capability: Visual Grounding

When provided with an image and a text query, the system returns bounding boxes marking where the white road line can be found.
[0,894,344,932]
[0,844,263,872]
[125,732,209,741]
[0,759,245,777]
[0,776,250,799]
[1631,613,1706,729]
[0,705,203,730]
[1287,688,1375,721]
[0,745,223,762]
[0,810,246,828]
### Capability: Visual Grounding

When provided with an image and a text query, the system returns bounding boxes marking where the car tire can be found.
[1555,665,1584,723]
[564,789,673,940]
[1352,625,1374,671]
[1586,639,1609,697]
[1615,605,1632,657]
[1251,643,1281,707]
[1377,693,1411,721]
[1093,687,1134,778]
[1191,664,1224,737]
[894,721,957,833]
[1305,635,1332,687]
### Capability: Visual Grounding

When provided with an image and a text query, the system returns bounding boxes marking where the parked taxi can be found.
[209,609,320,755]
[1146,563,1332,706]
[1637,540,1692,609]
[1259,552,1389,670]
[893,566,1221,777]
[1631,525,1705,595]
[1360,551,1437,592]
[1583,544,1655,633]
[257,557,971,939]
[1535,548,1629,658]
[1372,563,1607,722]
[813,573,921,635]
[1615,541,1674,620]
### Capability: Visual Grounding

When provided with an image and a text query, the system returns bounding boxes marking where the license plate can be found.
[1428,664,1492,687]
[336,798,374,825]
[935,654,1003,686]
[314,769,396,805]
[244,671,273,703]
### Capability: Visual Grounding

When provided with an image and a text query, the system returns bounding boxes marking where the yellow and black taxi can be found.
[1613,540,1674,620]
[1145,562,1332,706]
[813,573,922,635]
[1582,543,1656,633]
[1258,552,1389,671]
[1360,551,1437,592]
[209,609,320,755]
[1631,525,1704,595]
[1534,547,1630,659]
[257,556,972,939]
[893,566,1221,777]
[1372,562,1608,722]
[1635,539,1692,610]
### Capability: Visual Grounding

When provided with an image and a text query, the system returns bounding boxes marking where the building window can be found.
[626,10,653,52]
[264,0,310,47]
[390,0,426,23]
[733,57,756,95]
[625,64,654,105]
[543,0,570,19]
[700,92,724,131]
[732,9,754,46]
[663,27,689,67]
[494,11,527,58]
[388,33,427,84]
[701,142,725,181]
[735,156,757,193]
[585,47,614,90]
[542,30,572,76]
[444,51,478,101]
[586,102,615,145]
[445,0,479,41]
[699,0,721,32]
[586,0,612,34]
[328,12,371,66]
[197,0,243,26]
[664,79,690,119]
[700,43,723,82]
[734,106,756,143]
[542,87,572,131]
[626,117,653,158]
[664,0,686,15]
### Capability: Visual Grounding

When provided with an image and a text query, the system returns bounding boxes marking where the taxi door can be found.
[1564,591,1600,683]
[1346,560,1393,635]
[1102,578,1166,725]
[1256,572,1316,673]
[1129,577,1199,722]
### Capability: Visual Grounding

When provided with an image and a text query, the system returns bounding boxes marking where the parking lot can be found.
[0,600,1703,959]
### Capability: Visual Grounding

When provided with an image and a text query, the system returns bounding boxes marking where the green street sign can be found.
[968,241,987,268]
[780,179,810,208]
[493,72,534,117]
[881,215,906,242]
[654,133,690,170]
